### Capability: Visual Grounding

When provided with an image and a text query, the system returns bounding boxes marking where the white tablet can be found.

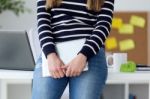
[42,38,88,77]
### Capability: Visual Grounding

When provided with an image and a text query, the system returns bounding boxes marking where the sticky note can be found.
[105,37,117,50]
[112,18,123,29]
[130,15,146,28]
[119,39,135,51]
[119,24,134,34]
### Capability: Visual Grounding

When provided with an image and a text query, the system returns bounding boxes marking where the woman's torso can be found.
[50,0,99,43]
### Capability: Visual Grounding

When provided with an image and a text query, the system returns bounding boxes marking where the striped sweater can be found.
[37,0,115,60]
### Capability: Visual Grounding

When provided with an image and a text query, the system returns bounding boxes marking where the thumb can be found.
[61,65,69,69]
[60,64,68,74]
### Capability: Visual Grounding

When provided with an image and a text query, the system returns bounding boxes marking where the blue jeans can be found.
[32,48,108,99]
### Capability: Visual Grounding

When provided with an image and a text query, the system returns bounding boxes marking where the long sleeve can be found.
[79,0,115,60]
[37,0,56,58]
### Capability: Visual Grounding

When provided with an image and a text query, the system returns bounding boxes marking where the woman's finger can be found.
[73,71,80,77]
[62,68,66,74]
[61,65,67,74]
[66,67,71,77]
[51,72,57,78]
[61,65,68,69]
[49,66,58,78]
[49,69,54,78]
[53,71,61,78]
[70,70,75,77]
[77,72,81,76]
[58,69,64,78]
[56,66,65,77]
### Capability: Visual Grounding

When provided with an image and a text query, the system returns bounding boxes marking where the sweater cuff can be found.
[78,46,95,61]
[42,44,57,59]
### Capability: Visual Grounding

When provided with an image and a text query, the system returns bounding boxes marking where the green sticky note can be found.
[119,24,134,34]
[130,15,146,28]
[119,39,135,51]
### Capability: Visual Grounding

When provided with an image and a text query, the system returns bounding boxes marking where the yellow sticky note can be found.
[119,39,135,51]
[112,18,123,29]
[130,15,146,28]
[119,24,134,34]
[105,37,117,50]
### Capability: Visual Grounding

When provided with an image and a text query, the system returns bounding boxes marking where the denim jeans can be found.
[32,48,108,99]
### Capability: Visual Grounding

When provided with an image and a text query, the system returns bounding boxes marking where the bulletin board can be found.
[106,12,148,65]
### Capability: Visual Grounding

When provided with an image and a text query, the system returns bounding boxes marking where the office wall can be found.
[148,14,150,65]
[0,0,36,30]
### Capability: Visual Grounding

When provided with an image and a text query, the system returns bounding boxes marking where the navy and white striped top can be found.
[37,0,115,60]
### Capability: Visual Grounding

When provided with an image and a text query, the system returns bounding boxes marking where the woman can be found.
[32,0,115,99]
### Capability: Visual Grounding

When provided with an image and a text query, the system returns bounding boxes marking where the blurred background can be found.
[0,0,150,99]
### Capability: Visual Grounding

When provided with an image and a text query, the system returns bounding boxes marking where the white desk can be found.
[107,72,150,99]
[0,70,33,99]
[0,70,33,80]
[1,70,150,99]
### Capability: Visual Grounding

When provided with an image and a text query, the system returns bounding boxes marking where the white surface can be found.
[107,71,150,83]
[1,70,150,81]
[42,39,88,77]
[0,70,33,80]
[114,0,150,11]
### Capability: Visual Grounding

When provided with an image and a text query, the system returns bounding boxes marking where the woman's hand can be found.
[47,53,65,79]
[65,53,87,77]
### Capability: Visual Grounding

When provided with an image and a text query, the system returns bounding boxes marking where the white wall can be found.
[0,0,150,30]
[0,0,36,30]
[114,0,150,11]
